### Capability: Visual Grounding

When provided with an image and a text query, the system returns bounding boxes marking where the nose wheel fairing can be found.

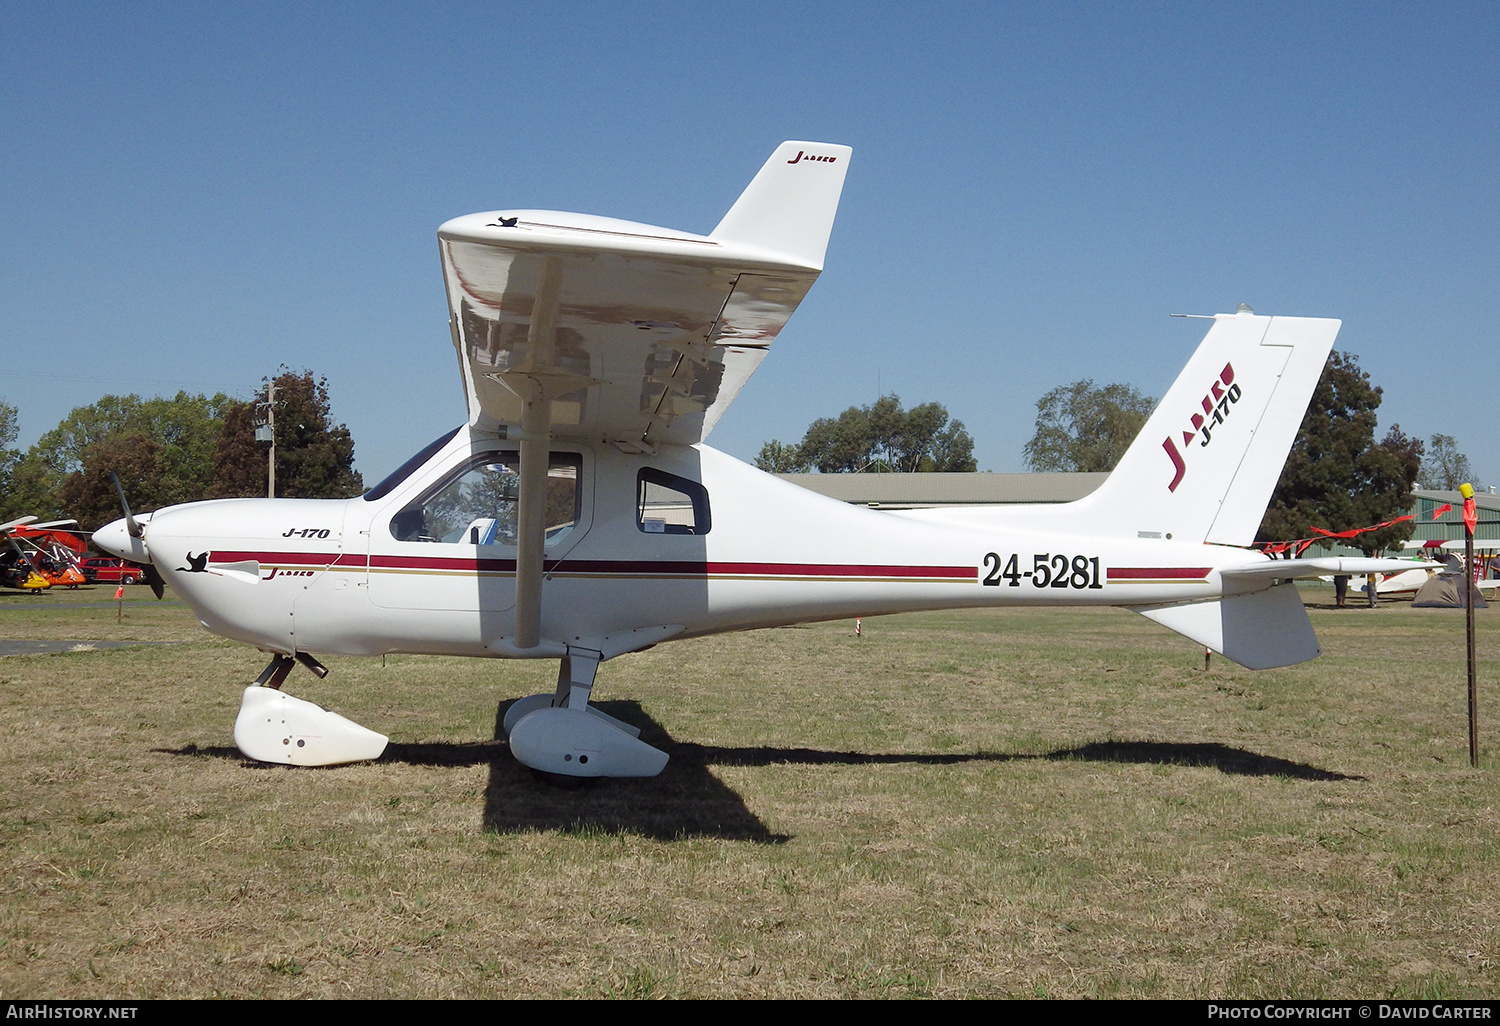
[233,686,389,766]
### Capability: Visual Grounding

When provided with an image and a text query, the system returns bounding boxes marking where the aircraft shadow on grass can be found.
[160,701,1358,843]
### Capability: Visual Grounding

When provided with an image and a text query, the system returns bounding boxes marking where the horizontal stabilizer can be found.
[1221,557,1440,580]
[1131,584,1320,669]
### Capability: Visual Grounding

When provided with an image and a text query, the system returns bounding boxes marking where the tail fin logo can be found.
[786,150,838,165]
[1162,362,1240,492]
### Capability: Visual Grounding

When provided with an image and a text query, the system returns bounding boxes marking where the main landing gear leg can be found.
[503,648,668,778]
[232,653,388,766]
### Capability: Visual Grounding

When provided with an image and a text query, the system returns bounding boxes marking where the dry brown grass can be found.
[1,584,1497,998]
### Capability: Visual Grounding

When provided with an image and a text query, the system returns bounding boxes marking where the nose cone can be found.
[94,517,151,564]
[93,518,128,558]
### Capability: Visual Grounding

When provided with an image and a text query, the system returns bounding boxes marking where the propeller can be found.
[108,473,166,600]
[140,564,166,601]
[109,473,144,540]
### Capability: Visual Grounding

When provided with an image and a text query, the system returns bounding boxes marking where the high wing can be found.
[438,141,852,450]
[438,142,850,649]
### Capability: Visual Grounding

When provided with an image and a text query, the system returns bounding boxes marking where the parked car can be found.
[79,557,145,584]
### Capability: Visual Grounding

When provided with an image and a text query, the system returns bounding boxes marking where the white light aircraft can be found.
[94,141,1421,778]
[1350,557,1500,597]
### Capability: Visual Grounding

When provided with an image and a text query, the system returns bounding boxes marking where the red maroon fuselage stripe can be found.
[202,552,1213,583]
[213,550,340,566]
[1107,567,1211,580]
[208,551,978,580]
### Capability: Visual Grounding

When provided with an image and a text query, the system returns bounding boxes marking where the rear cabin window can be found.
[390,452,581,547]
[637,469,710,535]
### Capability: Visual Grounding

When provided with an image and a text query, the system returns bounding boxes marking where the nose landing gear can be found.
[233,653,388,766]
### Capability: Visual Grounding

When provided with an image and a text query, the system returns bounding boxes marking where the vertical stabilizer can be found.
[1061,312,1339,546]
[711,141,852,269]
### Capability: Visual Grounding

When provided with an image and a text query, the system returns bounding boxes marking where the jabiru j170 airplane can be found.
[94,140,1418,778]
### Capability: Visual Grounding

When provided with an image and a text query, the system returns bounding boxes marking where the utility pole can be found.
[255,380,277,498]
[266,379,276,498]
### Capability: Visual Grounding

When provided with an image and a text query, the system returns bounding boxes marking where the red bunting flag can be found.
[1263,515,1421,557]
[1432,503,1453,520]
[1309,515,1416,540]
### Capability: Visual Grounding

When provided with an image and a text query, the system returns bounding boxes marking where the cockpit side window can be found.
[390,451,582,546]
[637,468,710,535]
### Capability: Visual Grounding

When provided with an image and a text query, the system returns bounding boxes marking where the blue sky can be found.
[3,2,1496,487]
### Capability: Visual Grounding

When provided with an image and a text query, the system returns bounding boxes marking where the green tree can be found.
[1,452,57,524]
[1420,434,1480,491]
[1022,380,1156,473]
[29,392,233,527]
[57,432,167,530]
[756,395,977,474]
[0,399,16,453]
[30,393,231,479]
[0,399,18,519]
[213,370,362,499]
[754,439,808,473]
[1257,351,1423,556]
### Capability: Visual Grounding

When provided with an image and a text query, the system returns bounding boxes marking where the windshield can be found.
[363,426,463,502]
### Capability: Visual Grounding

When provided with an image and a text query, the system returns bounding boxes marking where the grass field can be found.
[1,584,1497,998]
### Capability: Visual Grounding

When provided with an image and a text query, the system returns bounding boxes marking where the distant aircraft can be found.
[95,141,1422,776]
[12,520,88,589]
[0,517,50,592]
[1349,554,1500,597]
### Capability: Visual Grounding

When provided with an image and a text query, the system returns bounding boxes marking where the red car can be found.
[79,557,145,584]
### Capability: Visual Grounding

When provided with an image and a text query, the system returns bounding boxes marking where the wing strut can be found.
[511,256,563,650]
[514,397,551,649]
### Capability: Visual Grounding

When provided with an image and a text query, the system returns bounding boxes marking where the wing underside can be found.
[439,141,851,451]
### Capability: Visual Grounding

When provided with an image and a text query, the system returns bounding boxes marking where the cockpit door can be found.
[367,446,591,613]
